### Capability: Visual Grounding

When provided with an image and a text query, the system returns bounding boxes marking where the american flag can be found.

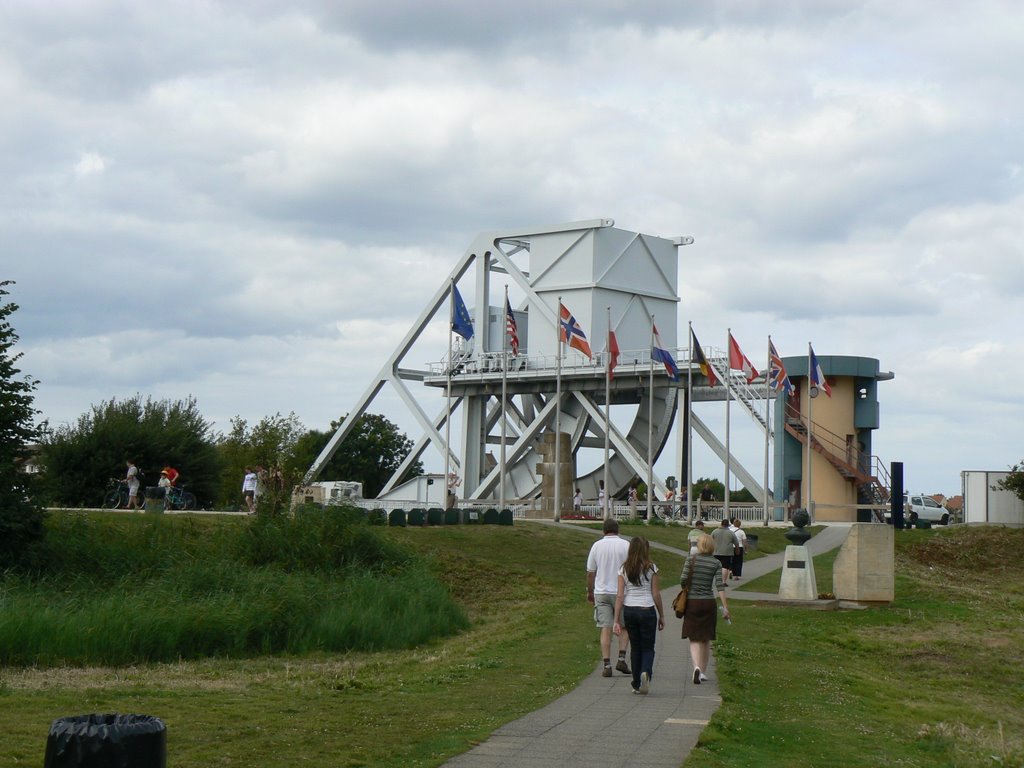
[768,339,793,394]
[505,297,519,356]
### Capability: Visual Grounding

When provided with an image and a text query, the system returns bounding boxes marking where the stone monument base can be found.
[832,523,894,603]
[778,544,817,600]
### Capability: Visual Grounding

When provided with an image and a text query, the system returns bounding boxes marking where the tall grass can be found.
[0,507,466,666]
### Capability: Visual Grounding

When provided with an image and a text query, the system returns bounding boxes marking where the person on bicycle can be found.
[126,460,142,511]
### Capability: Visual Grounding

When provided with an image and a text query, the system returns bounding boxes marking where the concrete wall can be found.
[833,524,894,603]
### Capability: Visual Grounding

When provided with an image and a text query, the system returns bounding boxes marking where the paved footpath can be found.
[443,522,851,768]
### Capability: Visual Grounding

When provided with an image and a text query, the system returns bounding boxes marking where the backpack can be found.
[136,467,145,483]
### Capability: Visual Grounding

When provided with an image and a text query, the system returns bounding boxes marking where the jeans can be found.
[623,605,658,690]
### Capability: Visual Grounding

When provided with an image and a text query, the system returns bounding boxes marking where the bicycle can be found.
[651,498,691,524]
[162,484,196,511]
[103,478,138,509]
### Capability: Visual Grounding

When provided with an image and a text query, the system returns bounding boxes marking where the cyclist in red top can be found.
[162,466,180,486]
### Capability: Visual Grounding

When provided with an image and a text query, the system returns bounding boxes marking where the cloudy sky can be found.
[4,1,1022,497]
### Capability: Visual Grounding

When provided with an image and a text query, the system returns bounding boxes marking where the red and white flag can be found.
[728,333,759,384]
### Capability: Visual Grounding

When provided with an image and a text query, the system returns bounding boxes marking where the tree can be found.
[690,477,724,501]
[215,412,306,510]
[0,281,46,569]
[293,413,423,499]
[40,395,220,508]
[995,461,1024,503]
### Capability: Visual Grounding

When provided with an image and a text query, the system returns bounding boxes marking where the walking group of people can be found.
[586,518,733,695]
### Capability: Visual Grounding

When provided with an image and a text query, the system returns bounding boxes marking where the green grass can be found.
[0,519,1021,767]
[0,508,465,666]
[0,520,604,767]
[688,526,1024,768]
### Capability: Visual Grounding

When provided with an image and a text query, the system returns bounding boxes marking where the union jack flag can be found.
[505,297,519,356]
[768,338,793,394]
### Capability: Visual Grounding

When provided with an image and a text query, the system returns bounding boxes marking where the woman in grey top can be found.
[680,533,731,684]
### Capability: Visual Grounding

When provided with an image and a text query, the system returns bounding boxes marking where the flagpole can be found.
[686,322,694,523]
[724,329,732,520]
[647,316,655,524]
[604,306,612,521]
[807,341,814,525]
[763,336,772,526]
[554,297,562,523]
[500,285,509,512]
[444,279,454,511]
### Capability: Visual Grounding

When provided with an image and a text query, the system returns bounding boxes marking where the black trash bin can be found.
[44,713,166,768]
[143,487,165,514]
[426,507,445,526]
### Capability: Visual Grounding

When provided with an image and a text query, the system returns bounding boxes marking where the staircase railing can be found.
[705,355,770,434]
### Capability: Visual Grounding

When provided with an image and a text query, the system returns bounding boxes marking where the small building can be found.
[961,471,1024,525]
[774,355,894,523]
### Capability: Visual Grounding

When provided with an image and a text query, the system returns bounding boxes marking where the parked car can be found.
[905,493,950,525]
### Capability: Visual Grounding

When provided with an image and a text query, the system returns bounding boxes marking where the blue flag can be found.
[451,285,474,340]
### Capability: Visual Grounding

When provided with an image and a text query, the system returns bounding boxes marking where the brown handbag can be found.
[673,555,695,618]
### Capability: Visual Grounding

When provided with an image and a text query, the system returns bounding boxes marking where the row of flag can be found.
[451,286,831,396]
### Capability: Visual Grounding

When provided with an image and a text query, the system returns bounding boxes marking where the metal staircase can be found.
[705,355,770,434]
[782,402,891,522]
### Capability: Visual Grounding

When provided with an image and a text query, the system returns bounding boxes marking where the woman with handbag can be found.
[681,533,731,685]
[612,537,664,695]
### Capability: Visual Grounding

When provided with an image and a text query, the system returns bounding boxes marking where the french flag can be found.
[652,324,679,381]
[809,344,832,397]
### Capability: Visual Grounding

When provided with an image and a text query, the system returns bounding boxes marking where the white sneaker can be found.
[638,672,650,694]
[699,672,708,683]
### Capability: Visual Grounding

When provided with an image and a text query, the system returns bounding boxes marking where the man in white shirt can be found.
[586,518,631,676]
[242,468,257,514]
[125,460,142,511]
[730,517,748,578]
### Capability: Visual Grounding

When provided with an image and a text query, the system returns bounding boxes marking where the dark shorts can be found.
[681,598,718,642]
[243,490,255,500]
[715,555,733,571]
